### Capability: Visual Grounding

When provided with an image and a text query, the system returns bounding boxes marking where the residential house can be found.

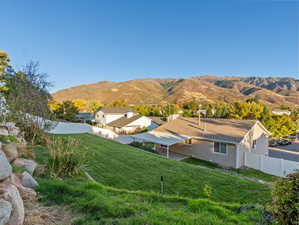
[133,117,271,168]
[95,107,136,126]
[106,114,152,134]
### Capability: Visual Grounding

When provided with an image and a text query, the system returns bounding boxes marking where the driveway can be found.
[274,142,299,153]
[269,142,299,162]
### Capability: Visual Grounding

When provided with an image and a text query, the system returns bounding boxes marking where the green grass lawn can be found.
[35,133,271,204]
[37,178,263,225]
[181,157,223,169]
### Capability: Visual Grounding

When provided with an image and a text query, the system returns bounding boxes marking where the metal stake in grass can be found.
[160,176,164,195]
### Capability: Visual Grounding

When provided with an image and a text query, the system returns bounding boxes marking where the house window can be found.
[214,142,227,154]
[185,139,192,145]
[252,140,257,149]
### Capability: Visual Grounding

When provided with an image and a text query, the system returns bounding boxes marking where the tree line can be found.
[50,96,298,138]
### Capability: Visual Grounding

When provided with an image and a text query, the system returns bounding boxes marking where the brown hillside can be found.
[52,76,299,107]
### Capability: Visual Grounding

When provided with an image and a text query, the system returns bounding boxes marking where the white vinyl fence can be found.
[245,151,299,177]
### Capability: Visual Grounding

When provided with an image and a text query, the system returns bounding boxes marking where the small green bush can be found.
[47,137,88,178]
[271,170,299,225]
[203,184,213,198]
[0,135,19,143]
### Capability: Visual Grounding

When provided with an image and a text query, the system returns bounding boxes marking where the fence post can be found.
[260,155,264,171]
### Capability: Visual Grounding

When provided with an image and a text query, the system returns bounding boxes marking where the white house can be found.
[106,114,152,134]
[95,107,136,126]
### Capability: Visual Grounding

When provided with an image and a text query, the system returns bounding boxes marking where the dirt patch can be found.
[24,194,75,225]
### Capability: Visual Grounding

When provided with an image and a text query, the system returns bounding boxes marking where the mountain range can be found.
[52,76,299,108]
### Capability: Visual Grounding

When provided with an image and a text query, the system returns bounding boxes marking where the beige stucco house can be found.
[133,117,271,168]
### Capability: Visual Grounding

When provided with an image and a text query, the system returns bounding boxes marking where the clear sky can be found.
[1,0,298,92]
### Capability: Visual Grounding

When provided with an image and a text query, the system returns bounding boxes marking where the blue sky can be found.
[1,0,298,92]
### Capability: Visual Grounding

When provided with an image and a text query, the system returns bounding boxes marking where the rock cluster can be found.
[0,123,25,144]
[0,124,39,225]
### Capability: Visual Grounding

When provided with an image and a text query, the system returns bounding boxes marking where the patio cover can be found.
[131,131,190,146]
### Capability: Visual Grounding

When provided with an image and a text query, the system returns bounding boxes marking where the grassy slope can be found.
[38,179,262,225]
[36,133,271,204]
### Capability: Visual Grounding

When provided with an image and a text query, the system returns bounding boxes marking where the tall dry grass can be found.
[47,137,88,178]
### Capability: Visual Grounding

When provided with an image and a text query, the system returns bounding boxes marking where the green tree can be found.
[214,103,230,118]
[0,51,10,75]
[3,61,54,144]
[229,102,250,119]
[88,100,101,113]
[270,115,297,138]
[53,101,79,122]
[73,98,87,112]
[271,171,299,225]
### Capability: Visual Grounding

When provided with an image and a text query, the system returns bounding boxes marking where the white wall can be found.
[95,111,126,126]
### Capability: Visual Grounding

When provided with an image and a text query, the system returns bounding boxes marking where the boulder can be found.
[0,126,9,136]
[2,144,18,162]
[4,123,20,137]
[0,184,24,225]
[21,172,38,189]
[3,174,36,200]
[0,199,12,225]
[0,151,12,181]
[13,158,37,175]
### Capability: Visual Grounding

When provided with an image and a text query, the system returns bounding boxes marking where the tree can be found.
[73,98,87,112]
[49,100,61,111]
[271,171,299,225]
[0,51,9,75]
[88,100,101,113]
[53,101,79,122]
[229,102,250,119]
[270,115,297,138]
[214,103,230,118]
[3,61,54,144]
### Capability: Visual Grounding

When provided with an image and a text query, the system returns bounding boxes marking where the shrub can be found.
[203,184,213,199]
[271,171,299,225]
[0,135,19,143]
[47,137,88,178]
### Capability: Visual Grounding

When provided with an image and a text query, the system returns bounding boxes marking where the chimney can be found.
[126,112,134,118]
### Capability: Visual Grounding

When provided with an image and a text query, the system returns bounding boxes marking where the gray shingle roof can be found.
[154,117,258,143]
[107,115,143,128]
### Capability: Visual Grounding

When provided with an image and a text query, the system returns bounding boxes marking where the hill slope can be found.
[36,134,270,204]
[52,76,299,107]
[35,133,271,224]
